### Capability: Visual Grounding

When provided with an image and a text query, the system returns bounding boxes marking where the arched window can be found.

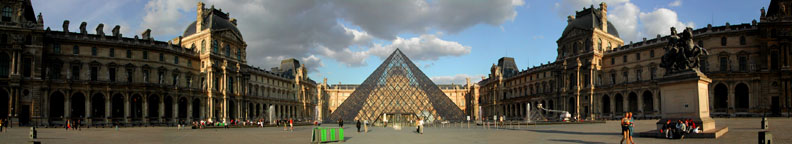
[201,40,206,53]
[0,53,9,78]
[598,39,603,51]
[225,44,231,56]
[212,40,219,53]
[2,7,12,22]
[721,37,727,46]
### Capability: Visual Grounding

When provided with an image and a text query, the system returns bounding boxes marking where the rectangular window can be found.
[126,50,132,58]
[143,69,149,83]
[143,51,148,59]
[127,69,133,83]
[739,56,747,72]
[636,69,642,81]
[610,73,616,85]
[622,71,628,83]
[71,65,80,80]
[174,56,179,64]
[719,57,728,72]
[214,77,220,91]
[611,58,615,65]
[650,67,657,80]
[91,47,97,56]
[159,53,164,62]
[636,53,641,61]
[109,48,115,57]
[649,50,655,57]
[623,55,627,63]
[173,74,179,87]
[158,71,164,84]
[90,67,98,81]
[73,45,79,55]
[109,67,116,82]
[186,75,192,88]
[53,44,61,54]
[22,57,31,77]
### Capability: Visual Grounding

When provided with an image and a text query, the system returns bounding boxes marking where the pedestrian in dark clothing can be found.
[338,119,344,128]
[356,120,361,132]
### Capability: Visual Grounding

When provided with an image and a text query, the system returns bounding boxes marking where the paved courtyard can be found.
[0,118,789,144]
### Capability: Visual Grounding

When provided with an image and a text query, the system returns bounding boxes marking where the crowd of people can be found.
[661,119,700,139]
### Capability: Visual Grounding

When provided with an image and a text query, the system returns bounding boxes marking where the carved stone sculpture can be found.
[79,22,87,34]
[660,27,709,74]
[95,23,104,36]
[112,25,121,37]
[62,20,69,33]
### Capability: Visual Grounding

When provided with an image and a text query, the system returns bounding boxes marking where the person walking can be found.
[356,120,361,132]
[619,113,628,144]
[418,118,424,134]
[627,112,635,144]
[338,118,344,128]
[289,118,294,132]
[0,119,3,133]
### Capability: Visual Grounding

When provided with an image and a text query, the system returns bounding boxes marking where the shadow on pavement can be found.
[549,139,607,144]
[522,129,620,136]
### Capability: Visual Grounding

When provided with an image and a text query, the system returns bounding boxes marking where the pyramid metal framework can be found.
[327,49,465,122]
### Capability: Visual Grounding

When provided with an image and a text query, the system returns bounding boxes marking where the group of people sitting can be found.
[660,119,700,139]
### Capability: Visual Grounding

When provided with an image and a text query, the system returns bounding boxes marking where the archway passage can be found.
[735,83,750,111]
[50,92,65,120]
[601,95,610,115]
[91,93,105,118]
[148,95,160,119]
[164,96,173,119]
[0,89,8,119]
[71,93,86,119]
[642,91,654,113]
[248,102,254,119]
[192,98,201,120]
[714,84,728,111]
[130,94,143,119]
[615,94,624,114]
[229,100,236,120]
[112,94,124,118]
[567,97,575,115]
[178,97,188,119]
[628,92,638,113]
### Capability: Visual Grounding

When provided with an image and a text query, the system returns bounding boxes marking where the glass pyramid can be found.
[327,49,465,123]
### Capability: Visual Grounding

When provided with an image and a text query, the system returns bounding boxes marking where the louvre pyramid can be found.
[327,49,465,122]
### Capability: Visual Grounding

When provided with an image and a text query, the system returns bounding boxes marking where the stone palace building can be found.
[478,1,792,121]
[0,1,323,126]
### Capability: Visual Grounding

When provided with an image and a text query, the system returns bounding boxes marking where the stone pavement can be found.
[0,118,789,144]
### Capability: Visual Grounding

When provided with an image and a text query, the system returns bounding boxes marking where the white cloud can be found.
[554,0,693,42]
[668,0,682,7]
[136,0,522,73]
[368,34,472,61]
[607,2,640,42]
[639,8,694,37]
[430,74,484,84]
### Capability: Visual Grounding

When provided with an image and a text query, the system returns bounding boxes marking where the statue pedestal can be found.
[639,69,728,138]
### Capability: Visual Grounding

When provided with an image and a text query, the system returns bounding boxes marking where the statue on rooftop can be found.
[660,27,709,74]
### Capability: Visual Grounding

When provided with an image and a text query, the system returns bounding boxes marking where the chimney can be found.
[196,2,205,31]
[567,15,575,25]
[599,2,608,33]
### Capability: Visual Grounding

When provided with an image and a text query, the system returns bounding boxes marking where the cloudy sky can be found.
[33,0,769,85]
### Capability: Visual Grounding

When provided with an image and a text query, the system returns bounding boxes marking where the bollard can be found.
[759,131,772,144]
[761,117,769,129]
[29,127,37,139]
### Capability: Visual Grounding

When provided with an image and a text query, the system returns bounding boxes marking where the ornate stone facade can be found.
[0,1,322,126]
[479,1,792,121]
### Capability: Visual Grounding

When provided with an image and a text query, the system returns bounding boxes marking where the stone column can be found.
[64,94,70,119]
[86,94,92,125]
[637,93,644,115]
[105,94,111,124]
[159,95,165,124]
[654,91,660,114]
[172,96,178,124]
[728,84,735,116]
[187,97,193,121]
[142,95,148,124]
[124,94,130,123]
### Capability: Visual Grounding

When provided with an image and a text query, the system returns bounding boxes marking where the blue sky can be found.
[32,0,770,85]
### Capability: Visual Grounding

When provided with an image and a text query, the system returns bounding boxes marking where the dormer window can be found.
[2,7,12,22]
